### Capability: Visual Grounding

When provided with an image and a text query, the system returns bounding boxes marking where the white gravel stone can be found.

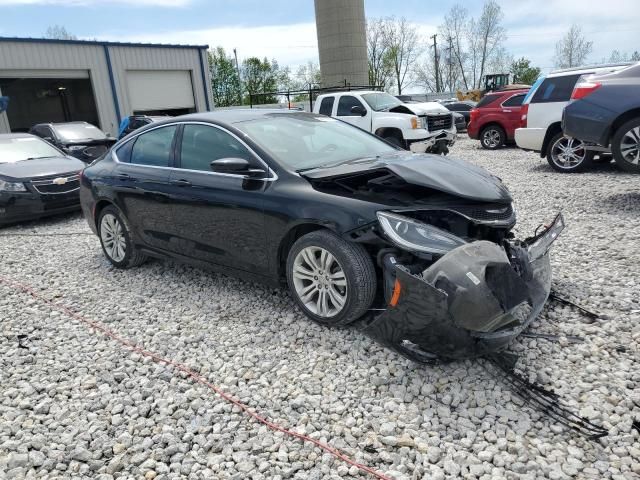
[1,138,639,479]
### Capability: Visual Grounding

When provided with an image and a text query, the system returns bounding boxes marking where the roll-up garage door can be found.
[127,70,195,111]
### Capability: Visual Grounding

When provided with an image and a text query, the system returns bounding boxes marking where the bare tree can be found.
[554,24,593,68]
[44,25,77,40]
[439,4,470,90]
[381,17,422,95]
[367,18,394,89]
[469,0,505,88]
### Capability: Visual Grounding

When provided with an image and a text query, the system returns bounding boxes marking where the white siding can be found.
[0,40,212,136]
[0,41,117,134]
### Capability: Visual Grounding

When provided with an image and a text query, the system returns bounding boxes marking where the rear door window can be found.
[130,125,177,167]
[318,97,335,116]
[337,95,365,116]
[531,74,581,103]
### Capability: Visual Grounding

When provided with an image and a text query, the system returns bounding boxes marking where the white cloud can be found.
[99,22,321,68]
[0,0,190,5]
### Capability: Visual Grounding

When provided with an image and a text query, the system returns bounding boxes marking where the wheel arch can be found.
[277,223,331,281]
[541,122,562,158]
[608,108,640,144]
[374,127,404,140]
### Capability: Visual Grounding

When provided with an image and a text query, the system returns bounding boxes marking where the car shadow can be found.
[601,191,640,215]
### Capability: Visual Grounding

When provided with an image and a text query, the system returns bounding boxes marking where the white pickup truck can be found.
[313,90,457,154]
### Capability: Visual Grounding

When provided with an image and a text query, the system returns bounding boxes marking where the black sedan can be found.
[563,62,640,173]
[30,121,116,163]
[443,101,476,129]
[0,134,85,224]
[80,110,563,361]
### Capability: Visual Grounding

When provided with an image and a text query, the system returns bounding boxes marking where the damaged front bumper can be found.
[364,214,565,362]
[408,130,457,154]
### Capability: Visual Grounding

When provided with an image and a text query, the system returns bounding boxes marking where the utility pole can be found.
[233,48,242,105]
[448,36,453,92]
[431,34,440,93]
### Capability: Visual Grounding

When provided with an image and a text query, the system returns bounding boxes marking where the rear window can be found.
[476,95,500,108]
[502,94,525,107]
[531,74,581,103]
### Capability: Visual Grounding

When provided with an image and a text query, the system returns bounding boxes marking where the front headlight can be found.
[410,116,419,129]
[377,211,466,255]
[0,179,27,192]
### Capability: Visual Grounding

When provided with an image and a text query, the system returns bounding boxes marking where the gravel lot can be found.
[1,137,639,480]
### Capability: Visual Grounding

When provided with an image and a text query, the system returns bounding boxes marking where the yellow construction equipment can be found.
[457,74,530,102]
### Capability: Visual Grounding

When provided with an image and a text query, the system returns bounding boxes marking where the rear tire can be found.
[546,133,594,173]
[98,206,146,269]
[480,125,505,150]
[286,230,376,326]
[611,118,640,173]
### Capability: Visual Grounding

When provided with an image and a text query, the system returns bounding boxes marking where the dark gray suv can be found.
[563,62,640,173]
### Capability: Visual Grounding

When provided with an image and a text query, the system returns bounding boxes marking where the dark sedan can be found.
[0,134,85,224]
[80,110,563,362]
[443,101,476,129]
[563,62,640,173]
[30,121,116,163]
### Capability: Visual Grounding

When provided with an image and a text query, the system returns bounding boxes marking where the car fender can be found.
[372,112,426,139]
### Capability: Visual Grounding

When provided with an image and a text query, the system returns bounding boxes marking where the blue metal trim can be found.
[198,48,211,111]
[0,36,209,50]
[103,45,121,125]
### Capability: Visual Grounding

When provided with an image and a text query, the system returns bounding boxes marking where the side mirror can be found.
[210,158,267,177]
[350,105,367,117]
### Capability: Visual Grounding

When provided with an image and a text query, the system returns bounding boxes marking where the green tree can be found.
[510,57,541,85]
[241,57,280,105]
[208,47,241,107]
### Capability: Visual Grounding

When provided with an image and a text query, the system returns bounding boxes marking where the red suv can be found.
[467,89,529,149]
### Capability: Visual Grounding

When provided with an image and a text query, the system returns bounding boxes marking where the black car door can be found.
[110,124,178,251]
[166,122,269,276]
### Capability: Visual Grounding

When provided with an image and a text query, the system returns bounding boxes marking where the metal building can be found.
[0,37,212,136]
[314,0,369,87]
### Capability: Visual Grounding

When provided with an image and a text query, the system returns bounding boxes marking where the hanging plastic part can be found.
[549,291,601,321]
[0,275,392,480]
[486,353,608,441]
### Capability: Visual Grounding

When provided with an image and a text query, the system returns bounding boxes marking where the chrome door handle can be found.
[171,179,192,187]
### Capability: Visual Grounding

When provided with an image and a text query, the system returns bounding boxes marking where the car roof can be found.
[547,62,633,77]
[32,121,92,127]
[0,132,40,140]
[485,88,529,98]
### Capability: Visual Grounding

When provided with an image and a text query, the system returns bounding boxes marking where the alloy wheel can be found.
[550,136,587,169]
[482,129,501,148]
[292,246,347,317]
[620,126,640,165]
[100,213,127,262]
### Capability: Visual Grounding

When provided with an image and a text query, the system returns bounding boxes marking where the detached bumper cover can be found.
[364,214,564,361]
[408,130,457,153]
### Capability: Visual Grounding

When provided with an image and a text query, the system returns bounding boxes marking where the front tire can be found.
[546,133,594,173]
[286,230,376,326]
[480,125,505,150]
[98,206,146,268]
[611,118,640,173]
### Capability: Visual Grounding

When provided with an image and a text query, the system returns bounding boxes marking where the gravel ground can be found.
[1,137,639,480]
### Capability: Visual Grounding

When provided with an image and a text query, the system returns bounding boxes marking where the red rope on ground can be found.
[0,274,391,480]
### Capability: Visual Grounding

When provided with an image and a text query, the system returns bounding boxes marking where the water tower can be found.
[314,0,369,87]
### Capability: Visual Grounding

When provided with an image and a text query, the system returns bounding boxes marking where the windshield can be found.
[235,114,398,171]
[53,123,107,142]
[361,92,403,111]
[0,136,62,163]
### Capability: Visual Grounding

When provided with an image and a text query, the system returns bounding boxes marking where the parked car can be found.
[0,133,85,224]
[443,101,477,129]
[119,115,169,139]
[467,89,529,149]
[29,122,116,163]
[563,62,640,173]
[314,91,456,154]
[452,111,466,132]
[515,63,631,172]
[80,110,563,362]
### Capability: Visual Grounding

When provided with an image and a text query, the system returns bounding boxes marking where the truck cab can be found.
[313,90,456,154]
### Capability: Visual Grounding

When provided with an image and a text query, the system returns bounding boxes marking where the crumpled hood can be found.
[301,152,512,203]
[0,156,85,180]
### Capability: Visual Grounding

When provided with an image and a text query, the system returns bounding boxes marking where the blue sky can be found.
[0,0,638,74]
